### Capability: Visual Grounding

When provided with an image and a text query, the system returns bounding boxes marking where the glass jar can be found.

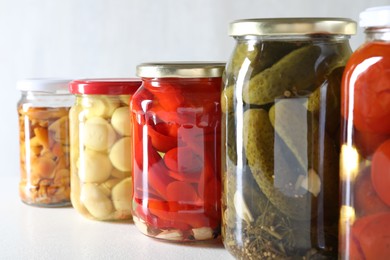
[68,79,141,221]
[17,79,74,207]
[339,6,390,259]
[221,18,356,258]
[131,62,225,241]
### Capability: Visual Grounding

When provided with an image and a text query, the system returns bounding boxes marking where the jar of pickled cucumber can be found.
[221,18,356,258]
[69,79,141,221]
[17,78,74,207]
[131,62,225,241]
[339,6,390,259]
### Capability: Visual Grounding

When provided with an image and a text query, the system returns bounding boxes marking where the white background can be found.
[1,0,389,259]
[2,0,390,177]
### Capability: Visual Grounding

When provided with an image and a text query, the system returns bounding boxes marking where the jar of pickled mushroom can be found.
[68,79,141,221]
[131,62,225,241]
[339,6,390,259]
[221,18,356,258]
[17,78,74,207]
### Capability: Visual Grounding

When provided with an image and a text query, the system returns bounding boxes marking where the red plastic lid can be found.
[69,78,142,95]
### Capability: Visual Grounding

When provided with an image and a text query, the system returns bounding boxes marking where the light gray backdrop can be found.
[1,0,389,177]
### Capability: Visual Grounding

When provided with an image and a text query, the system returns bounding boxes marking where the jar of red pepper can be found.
[339,6,390,259]
[131,62,225,241]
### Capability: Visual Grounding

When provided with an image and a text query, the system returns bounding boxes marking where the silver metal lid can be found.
[136,62,226,78]
[229,18,357,36]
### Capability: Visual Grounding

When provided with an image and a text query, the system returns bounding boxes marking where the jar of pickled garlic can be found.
[131,62,225,241]
[339,6,390,259]
[17,79,74,207]
[221,18,356,258]
[68,79,141,221]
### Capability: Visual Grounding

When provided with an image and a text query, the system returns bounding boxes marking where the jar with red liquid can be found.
[339,6,390,259]
[131,62,225,241]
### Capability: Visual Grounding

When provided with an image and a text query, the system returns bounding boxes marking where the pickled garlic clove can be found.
[111,177,132,212]
[82,117,117,151]
[233,191,254,223]
[155,230,183,240]
[99,178,121,197]
[297,169,321,197]
[119,95,131,105]
[110,168,131,179]
[81,183,114,219]
[82,96,120,118]
[78,149,112,183]
[192,227,214,240]
[111,107,132,136]
[133,218,149,234]
[109,137,132,172]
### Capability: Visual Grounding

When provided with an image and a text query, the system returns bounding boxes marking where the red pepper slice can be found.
[135,203,190,230]
[354,129,390,158]
[133,186,161,201]
[134,134,175,200]
[166,170,201,183]
[152,83,185,112]
[147,144,175,200]
[164,147,203,174]
[147,123,177,152]
[149,207,217,229]
[131,88,154,113]
[155,122,179,138]
[166,181,199,204]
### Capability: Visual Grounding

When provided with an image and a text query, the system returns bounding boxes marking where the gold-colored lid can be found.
[229,18,357,36]
[136,62,226,78]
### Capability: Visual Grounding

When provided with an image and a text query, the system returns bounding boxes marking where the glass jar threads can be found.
[69,79,141,221]
[17,79,74,207]
[221,18,356,258]
[339,6,390,259]
[131,62,225,241]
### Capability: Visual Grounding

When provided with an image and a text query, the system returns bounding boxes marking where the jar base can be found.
[21,199,72,208]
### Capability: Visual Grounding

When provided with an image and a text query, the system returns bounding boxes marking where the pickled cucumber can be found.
[221,85,235,114]
[228,41,302,79]
[228,42,259,77]
[223,42,301,113]
[243,45,321,105]
[269,98,310,170]
[307,66,344,137]
[225,113,237,164]
[243,108,311,220]
[269,98,340,218]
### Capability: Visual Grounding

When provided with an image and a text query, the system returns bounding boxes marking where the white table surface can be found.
[1,176,234,260]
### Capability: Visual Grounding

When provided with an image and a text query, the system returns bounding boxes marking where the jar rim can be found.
[69,78,142,95]
[136,62,225,78]
[229,18,357,36]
